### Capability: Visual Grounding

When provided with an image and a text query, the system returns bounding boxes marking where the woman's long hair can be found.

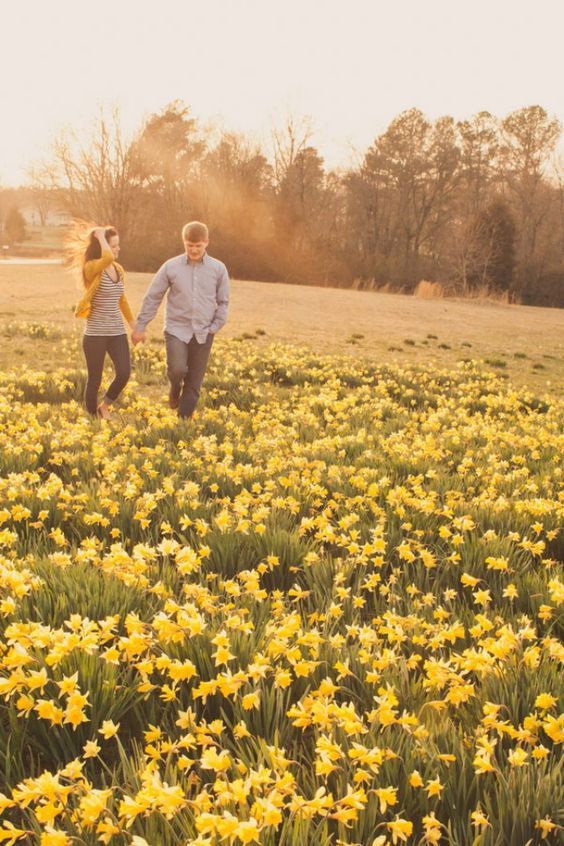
[65,219,118,287]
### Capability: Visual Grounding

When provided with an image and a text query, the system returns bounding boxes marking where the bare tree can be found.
[53,107,142,238]
[199,130,272,225]
[199,131,276,279]
[269,115,340,282]
[553,152,564,265]
[132,101,206,214]
[348,109,460,287]
[271,114,314,188]
[500,105,562,291]
[446,199,516,294]
[26,161,60,226]
[126,100,208,264]
[457,112,501,215]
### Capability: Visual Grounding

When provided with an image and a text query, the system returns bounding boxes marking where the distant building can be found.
[0,187,71,230]
[20,203,71,227]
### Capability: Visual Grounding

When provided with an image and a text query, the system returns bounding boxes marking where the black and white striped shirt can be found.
[85,269,126,336]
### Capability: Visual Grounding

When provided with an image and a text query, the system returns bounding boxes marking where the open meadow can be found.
[0,264,563,394]
[0,265,562,845]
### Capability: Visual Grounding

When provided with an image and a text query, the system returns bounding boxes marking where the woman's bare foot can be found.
[97,402,112,419]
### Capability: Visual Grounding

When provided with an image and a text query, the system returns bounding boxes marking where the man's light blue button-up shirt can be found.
[135,252,229,344]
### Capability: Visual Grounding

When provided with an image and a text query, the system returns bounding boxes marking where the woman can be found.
[75,226,135,418]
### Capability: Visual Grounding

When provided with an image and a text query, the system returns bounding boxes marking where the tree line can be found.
[4,102,564,305]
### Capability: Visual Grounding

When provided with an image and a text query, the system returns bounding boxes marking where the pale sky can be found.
[1,0,563,185]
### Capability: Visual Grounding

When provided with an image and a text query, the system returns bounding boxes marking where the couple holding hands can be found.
[75,221,229,419]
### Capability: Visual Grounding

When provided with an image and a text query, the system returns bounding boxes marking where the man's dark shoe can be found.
[169,387,181,410]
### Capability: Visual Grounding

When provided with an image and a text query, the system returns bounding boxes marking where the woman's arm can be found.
[83,229,114,283]
[119,295,136,329]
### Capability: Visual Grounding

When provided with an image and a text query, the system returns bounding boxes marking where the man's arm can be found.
[133,262,171,342]
[209,266,230,334]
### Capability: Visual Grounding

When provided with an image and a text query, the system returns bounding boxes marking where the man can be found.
[132,221,229,418]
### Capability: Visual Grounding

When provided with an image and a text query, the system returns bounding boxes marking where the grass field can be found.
[3,226,65,258]
[0,266,562,845]
[0,264,563,394]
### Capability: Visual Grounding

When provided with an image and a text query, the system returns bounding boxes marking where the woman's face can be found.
[109,234,120,259]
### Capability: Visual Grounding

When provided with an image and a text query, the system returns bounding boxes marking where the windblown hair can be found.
[65,219,118,287]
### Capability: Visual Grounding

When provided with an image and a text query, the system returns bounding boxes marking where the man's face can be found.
[184,239,208,262]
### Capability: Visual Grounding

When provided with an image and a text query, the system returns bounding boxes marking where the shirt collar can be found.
[185,251,207,265]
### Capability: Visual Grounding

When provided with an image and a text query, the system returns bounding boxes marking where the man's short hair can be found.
[182,221,209,242]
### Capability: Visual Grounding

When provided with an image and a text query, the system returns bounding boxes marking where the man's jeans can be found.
[165,332,214,419]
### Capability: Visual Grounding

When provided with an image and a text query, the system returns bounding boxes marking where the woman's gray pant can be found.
[82,333,131,415]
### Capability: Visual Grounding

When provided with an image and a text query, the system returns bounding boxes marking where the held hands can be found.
[131,329,146,345]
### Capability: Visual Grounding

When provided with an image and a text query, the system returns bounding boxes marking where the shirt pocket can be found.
[197,277,217,314]
[198,275,217,298]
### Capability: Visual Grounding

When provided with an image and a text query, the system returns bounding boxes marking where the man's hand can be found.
[131,329,146,345]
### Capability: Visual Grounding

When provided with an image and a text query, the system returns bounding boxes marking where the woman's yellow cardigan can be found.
[75,249,135,325]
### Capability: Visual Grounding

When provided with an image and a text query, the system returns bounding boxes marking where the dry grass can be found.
[0,263,563,394]
[413,279,445,299]
[414,279,513,304]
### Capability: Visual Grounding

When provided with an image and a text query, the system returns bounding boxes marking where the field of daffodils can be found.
[0,334,562,845]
